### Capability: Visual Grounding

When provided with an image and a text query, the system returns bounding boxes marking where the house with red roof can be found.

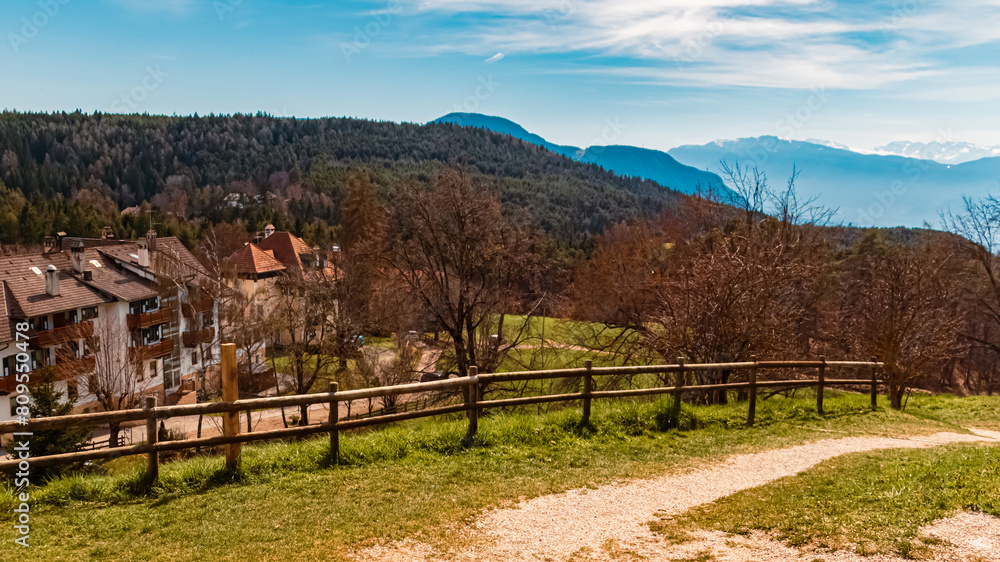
[0,231,221,424]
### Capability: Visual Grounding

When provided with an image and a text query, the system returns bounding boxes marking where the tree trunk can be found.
[890,386,904,410]
[299,403,309,426]
[717,370,730,405]
[109,422,121,448]
[246,409,252,432]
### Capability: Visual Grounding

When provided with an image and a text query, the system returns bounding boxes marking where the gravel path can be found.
[357,429,1000,561]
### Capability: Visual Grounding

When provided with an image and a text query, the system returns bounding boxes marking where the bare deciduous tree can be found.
[85,313,153,447]
[839,241,963,409]
[389,167,538,376]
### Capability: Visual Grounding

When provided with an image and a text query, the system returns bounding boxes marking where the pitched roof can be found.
[229,243,287,276]
[0,282,16,343]
[75,249,160,302]
[256,231,313,272]
[0,253,109,318]
[97,236,212,288]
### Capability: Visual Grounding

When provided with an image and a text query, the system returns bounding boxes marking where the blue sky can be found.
[2,0,998,152]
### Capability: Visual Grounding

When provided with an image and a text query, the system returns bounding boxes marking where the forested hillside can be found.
[0,111,685,249]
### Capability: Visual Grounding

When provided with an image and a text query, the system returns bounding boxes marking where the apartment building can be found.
[0,231,221,422]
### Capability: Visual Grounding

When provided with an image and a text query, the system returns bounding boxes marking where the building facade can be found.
[0,231,221,422]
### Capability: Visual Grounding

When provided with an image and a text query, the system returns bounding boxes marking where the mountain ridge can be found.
[433,113,731,198]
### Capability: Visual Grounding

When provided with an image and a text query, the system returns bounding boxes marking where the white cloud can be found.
[389,0,1000,92]
[484,52,505,63]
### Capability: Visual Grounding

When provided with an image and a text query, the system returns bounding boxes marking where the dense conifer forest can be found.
[0,111,685,250]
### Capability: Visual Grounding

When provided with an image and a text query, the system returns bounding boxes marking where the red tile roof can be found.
[0,253,109,319]
[76,249,160,302]
[256,231,313,272]
[0,282,17,343]
[228,243,287,276]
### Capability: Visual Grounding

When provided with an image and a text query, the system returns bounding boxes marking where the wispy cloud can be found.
[484,52,504,63]
[380,0,1000,94]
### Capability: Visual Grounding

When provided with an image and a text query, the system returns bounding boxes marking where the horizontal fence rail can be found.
[0,355,884,473]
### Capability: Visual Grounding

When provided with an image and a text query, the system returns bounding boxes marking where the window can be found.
[191,350,199,365]
[2,356,14,378]
[29,316,49,331]
[81,306,98,321]
[57,309,79,326]
[149,361,158,379]
[202,312,214,327]
[141,325,162,345]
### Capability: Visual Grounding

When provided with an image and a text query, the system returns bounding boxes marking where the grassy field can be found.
[2,392,998,561]
[653,441,1000,558]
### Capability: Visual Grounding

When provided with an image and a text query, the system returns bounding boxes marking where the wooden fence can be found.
[0,345,882,481]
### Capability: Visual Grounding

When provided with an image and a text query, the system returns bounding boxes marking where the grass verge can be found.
[0,392,996,561]
[652,442,1000,558]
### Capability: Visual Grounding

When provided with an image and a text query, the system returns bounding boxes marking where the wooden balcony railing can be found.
[54,356,96,378]
[131,338,175,360]
[181,327,215,347]
[28,320,94,348]
[181,296,215,319]
[127,304,174,330]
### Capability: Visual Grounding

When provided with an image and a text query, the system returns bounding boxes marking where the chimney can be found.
[146,230,157,252]
[45,265,60,297]
[70,240,86,274]
[137,247,150,268]
[264,224,275,239]
[101,226,114,240]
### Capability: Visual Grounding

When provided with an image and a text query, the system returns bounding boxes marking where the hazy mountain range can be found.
[434,113,731,198]
[434,113,1000,228]
[870,141,1000,165]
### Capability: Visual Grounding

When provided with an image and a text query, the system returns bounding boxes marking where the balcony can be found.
[127,304,174,330]
[0,372,42,393]
[181,295,215,319]
[131,338,175,360]
[28,320,94,348]
[54,356,96,379]
[181,327,215,347]
[0,357,93,393]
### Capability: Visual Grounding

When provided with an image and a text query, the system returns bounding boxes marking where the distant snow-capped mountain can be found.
[872,141,1000,165]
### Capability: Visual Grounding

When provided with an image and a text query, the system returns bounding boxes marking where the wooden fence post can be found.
[143,395,158,484]
[672,357,685,426]
[328,381,339,465]
[467,366,479,437]
[582,359,593,426]
[747,355,757,427]
[817,355,826,415]
[870,356,878,411]
[221,343,240,470]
